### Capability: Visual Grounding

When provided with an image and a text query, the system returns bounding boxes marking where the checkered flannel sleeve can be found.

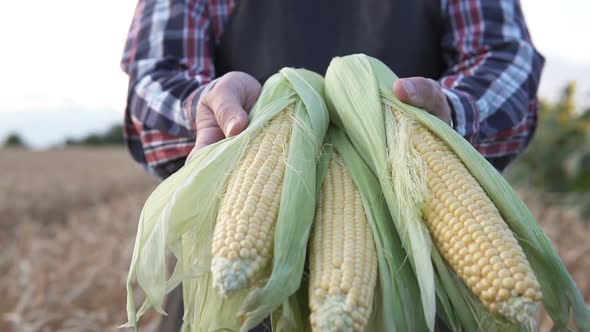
[120,0,235,178]
[439,0,545,171]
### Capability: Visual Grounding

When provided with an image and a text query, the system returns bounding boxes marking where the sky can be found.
[0,1,137,147]
[0,0,589,148]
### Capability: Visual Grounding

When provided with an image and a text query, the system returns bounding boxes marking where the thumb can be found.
[204,72,261,138]
[394,77,447,113]
[216,101,250,137]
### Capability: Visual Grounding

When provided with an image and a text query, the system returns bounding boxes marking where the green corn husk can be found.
[276,127,426,332]
[325,54,590,331]
[272,283,312,332]
[321,127,428,332]
[325,55,437,330]
[124,68,329,331]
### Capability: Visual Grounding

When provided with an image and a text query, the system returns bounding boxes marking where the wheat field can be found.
[0,148,588,331]
[0,148,160,332]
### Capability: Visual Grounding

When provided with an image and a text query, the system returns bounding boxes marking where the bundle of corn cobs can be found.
[125,55,590,332]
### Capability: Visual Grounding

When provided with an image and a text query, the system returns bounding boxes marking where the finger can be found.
[194,103,225,151]
[237,73,262,112]
[204,74,261,137]
[202,88,247,137]
[394,77,448,115]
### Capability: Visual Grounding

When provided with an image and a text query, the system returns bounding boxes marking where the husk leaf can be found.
[336,53,590,331]
[125,68,328,331]
[237,68,329,331]
[326,127,428,332]
[325,55,436,331]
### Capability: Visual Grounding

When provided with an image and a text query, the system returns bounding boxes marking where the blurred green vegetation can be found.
[2,133,28,148]
[506,82,590,216]
[65,124,124,146]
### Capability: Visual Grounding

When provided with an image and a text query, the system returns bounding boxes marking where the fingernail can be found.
[401,79,417,99]
[225,118,238,136]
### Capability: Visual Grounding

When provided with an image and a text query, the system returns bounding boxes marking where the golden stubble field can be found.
[0,148,160,332]
[0,148,588,331]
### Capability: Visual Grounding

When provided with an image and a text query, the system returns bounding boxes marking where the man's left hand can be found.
[393,77,452,126]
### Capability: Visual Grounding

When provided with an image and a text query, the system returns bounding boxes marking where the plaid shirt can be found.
[121,0,544,179]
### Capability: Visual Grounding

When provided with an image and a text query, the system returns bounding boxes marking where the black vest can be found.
[215,0,445,83]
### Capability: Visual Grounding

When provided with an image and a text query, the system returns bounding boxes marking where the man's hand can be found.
[393,77,452,126]
[193,71,261,152]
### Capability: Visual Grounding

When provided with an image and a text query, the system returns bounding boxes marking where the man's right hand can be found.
[193,71,261,153]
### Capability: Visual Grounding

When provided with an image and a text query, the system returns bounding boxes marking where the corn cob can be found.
[309,154,378,332]
[325,54,590,331]
[391,108,542,324]
[126,68,330,331]
[211,109,293,296]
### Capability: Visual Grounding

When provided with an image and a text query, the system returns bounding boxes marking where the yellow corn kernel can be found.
[309,154,378,332]
[211,110,292,296]
[393,108,542,324]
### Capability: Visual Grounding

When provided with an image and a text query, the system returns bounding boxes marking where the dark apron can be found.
[215,0,444,81]
[163,0,447,331]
